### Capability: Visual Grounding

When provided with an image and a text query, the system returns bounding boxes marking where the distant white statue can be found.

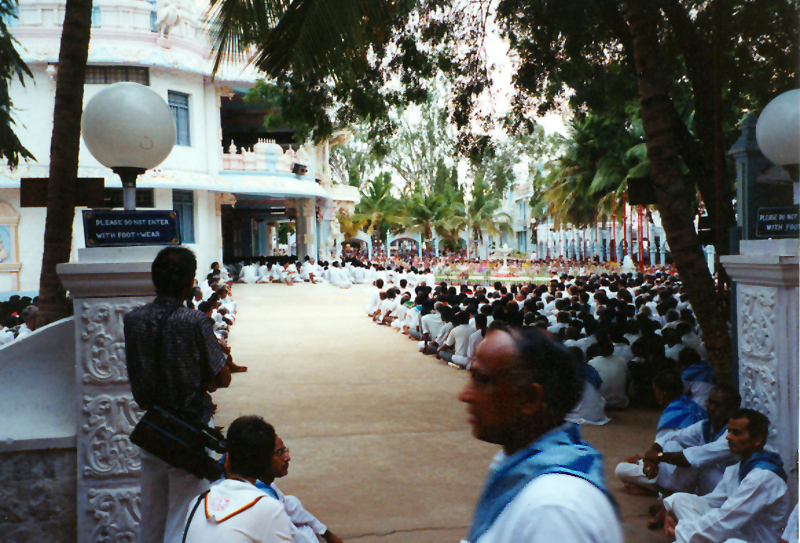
[155,0,196,38]
[327,219,343,260]
[0,238,8,263]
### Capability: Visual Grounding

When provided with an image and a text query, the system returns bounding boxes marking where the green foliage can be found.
[0,0,34,168]
[536,113,646,228]
[352,172,402,249]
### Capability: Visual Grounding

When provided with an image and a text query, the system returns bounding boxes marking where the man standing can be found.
[125,247,231,543]
[663,409,791,543]
[458,326,622,543]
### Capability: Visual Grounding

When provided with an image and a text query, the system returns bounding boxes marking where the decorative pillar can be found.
[265,223,275,256]
[299,199,317,261]
[58,247,161,543]
[721,240,799,501]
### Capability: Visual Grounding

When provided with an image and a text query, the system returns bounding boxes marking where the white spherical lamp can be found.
[755,89,800,167]
[82,83,176,209]
[82,82,176,169]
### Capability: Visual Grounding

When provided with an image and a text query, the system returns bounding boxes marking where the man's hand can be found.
[643,449,661,463]
[643,459,660,480]
[626,454,642,464]
[321,530,343,543]
[664,512,678,537]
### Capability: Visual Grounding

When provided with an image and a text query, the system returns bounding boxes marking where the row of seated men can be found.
[363,274,797,543]
[189,263,247,373]
[364,271,712,409]
[617,382,796,543]
[229,256,437,289]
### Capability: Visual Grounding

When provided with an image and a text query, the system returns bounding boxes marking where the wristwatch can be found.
[656,452,664,461]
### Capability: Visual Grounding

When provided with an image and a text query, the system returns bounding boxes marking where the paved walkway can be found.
[215,283,668,542]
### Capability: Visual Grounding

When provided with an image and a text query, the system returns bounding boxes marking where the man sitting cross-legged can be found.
[183,416,292,542]
[255,435,344,543]
[663,408,791,543]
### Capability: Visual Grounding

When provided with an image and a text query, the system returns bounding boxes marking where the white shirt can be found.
[655,420,738,495]
[445,324,477,357]
[664,462,791,543]
[468,473,622,543]
[271,484,327,543]
[185,479,292,543]
[421,313,444,339]
[466,329,483,361]
[588,355,629,410]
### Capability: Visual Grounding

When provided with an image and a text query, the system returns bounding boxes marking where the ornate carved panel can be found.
[86,488,141,543]
[737,286,779,424]
[80,301,145,385]
[738,287,776,363]
[82,394,143,477]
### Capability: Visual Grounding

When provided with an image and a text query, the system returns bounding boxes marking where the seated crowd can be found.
[363,269,798,543]
[228,256,437,290]
[0,294,41,346]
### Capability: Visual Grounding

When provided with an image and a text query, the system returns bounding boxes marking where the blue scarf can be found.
[739,451,787,483]
[681,361,717,384]
[657,396,707,431]
[701,420,727,443]
[466,423,608,543]
[583,364,603,389]
[254,480,279,500]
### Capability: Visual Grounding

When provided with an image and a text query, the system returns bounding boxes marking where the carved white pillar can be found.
[58,246,161,543]
[265,223,275,257]
[721,239,799,501]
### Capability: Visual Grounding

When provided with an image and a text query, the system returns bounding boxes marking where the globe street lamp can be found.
[756,89,800,181]
[81,82,176,210]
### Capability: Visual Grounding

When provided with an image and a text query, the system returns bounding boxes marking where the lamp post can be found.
[81,83,176,210]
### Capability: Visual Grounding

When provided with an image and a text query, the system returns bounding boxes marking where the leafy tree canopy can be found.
[1,0,34,168]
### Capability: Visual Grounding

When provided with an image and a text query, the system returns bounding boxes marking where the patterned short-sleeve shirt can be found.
[124,296,227,424]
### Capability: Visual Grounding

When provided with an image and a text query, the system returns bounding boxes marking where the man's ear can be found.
[520,382,545,416]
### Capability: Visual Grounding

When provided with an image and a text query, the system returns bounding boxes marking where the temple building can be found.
[0,0,359,296]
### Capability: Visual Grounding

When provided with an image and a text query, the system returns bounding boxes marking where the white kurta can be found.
[664,463,791,543]
[465,473,622,543]
[271,484,327,543]
[588,355,629,409]
[566,381,610,426]
[184,480,292,543]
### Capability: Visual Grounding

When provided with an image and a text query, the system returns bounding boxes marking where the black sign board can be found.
[755,206,800,239]
[21,177,106,207]
[83,210,181,247]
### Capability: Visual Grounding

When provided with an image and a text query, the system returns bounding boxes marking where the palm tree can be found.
[1,0,34,168]
[465,174,512,259]
[400,186,449,253]
[352,172,401,251]
[37,0,94,325]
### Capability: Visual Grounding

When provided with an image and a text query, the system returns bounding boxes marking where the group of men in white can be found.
[231,257,437,290]
[361,268,797,543]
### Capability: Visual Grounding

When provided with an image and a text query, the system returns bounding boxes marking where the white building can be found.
[0,0,358,296]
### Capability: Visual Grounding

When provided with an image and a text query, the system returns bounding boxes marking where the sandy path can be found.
[214,283,666,542]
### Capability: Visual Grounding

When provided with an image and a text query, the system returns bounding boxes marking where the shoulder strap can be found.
[183,489,211,543]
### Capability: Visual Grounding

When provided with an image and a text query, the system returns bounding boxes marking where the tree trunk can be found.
[625,0,732,384]
[37,0,93,326]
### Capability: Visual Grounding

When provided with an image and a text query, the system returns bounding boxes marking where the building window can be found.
[172,189,195,243]
[85,66,149,85]
[168,91,191,146]
[100,188,155,208]
[148,0,157,32]
[91,6,101,28]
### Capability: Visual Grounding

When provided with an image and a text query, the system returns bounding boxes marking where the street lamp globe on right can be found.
[755,89,800,180]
